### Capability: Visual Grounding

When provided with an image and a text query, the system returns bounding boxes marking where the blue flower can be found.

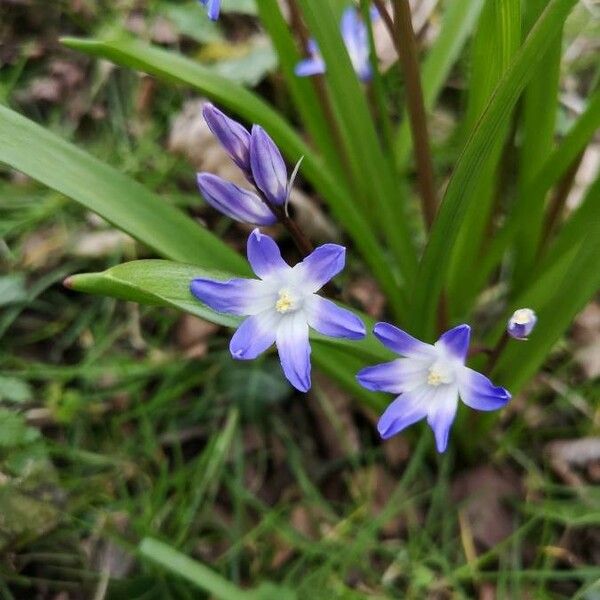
[250,125,289,206]
[295,7,375,82]
[199,0,221,21]
[191,229,366,391]
[357,324,511,452]
[196,173,276,225]
[507,308,537,340]
[202,103,252,177]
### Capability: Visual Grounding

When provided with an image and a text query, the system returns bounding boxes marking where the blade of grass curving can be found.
[512,0,565,285]
[446,0,521,316]
[394,0,485,169]
[293,0,418,286]
[0,105,249,275]
[409,0,578,340]
[464,88,600,299]
[62,36,406,318]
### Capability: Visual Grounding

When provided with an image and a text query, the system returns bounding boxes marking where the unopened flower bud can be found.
[507,308,537,340]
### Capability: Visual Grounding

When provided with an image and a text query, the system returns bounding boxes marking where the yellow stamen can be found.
[275,289,295,314]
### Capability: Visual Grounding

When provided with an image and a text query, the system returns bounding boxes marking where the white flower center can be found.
[275,289,297,314]
[511,308,535,325]
[427,360,455,387]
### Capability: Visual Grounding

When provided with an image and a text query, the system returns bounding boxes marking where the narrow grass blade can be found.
[513,0,565,283]
[0,105,249,275]
[294,0,418,285]
[139,538,250,599]
[465,88,600,298]
[446,0,521,315]
[394,0,485,168]
[62,35,405,318]
[410,0,578,339]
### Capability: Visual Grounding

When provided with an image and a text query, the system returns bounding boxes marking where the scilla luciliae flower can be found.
[198,0,221,21]
[196,174,276,226]
[357,324,511,452]
[191,229,366,391]
[507,308,537,340]
[295,7,377,82]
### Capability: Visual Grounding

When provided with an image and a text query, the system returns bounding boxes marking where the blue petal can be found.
[247,229,290,279]
[357,358,427,394]
[294,244,345,292]
[372,322,435,359]
[306,296,365,340]
[458,368,511,411]
[190,277,269,316]
[206,0,221,20]
[250,125,288,206]
[377,387,429,439]
[197,173,276,225]
[295,57,326,77]
[202,104,251,173]
[426,387,459,453]
[276,314,311,392]
[230,311,279,360]
[436,324,471,363]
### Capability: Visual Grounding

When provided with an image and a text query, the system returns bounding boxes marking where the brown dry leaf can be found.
[546,437,600,486]
[21,225,69,269]
[175,314,220,360]
[452,466,521,550]
[571,302,600,379]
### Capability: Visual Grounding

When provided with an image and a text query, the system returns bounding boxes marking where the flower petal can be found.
[190,277,272,316]
[372,322,436,359]
[206,0,221,20]
[458,367,511,411]
[357,358,428,394]
[250,125,288,206]
[294,244,345,292]
[436,324,471,363]
[247,228,290,279]
[197,174,276,225]
[276,313,311,392]
[377,386,429,439]
[305,296,365,340]
[340,7,371,81]
[202,104,250,173]
[230,310,279,360]
[295,57,326,77]
[426,386,459,453]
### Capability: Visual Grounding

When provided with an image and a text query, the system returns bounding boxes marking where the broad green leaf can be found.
[513,0,565,283]
[447,0,521,315]
[66,260,393,406]
[0,105,249,275]
[62,35,405,317]
[410,0,578,339]
[394,0,485,168]
[294,0,418,287]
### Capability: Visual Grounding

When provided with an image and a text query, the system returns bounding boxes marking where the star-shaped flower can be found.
[357,323,511,452]
[191,229,366,391]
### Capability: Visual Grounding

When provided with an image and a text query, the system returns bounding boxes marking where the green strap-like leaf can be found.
[62,35,406,318]
[410,0,578,339]
[0,104,249,275]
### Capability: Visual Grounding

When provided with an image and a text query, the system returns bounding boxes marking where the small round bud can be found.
[507,308,537,340]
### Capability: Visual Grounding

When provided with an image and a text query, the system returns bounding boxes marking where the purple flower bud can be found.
[507,308,537,340]
[197,173,276,225]
[202,103,251,175]
[198,0,221,20]
[250,125,288,206]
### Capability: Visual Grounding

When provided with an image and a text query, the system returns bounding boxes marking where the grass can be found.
[1,1,599,598]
